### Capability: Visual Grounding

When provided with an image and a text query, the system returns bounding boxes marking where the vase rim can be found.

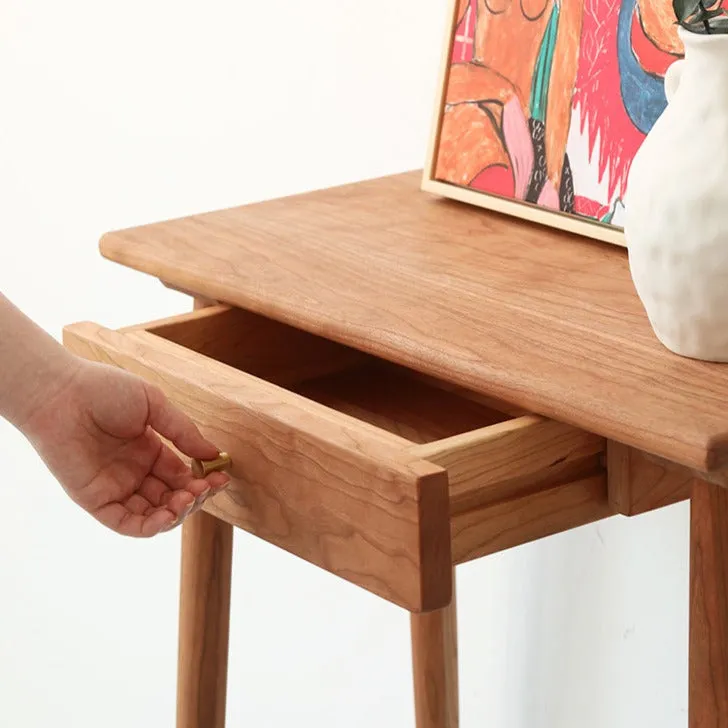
[678,24,728,45]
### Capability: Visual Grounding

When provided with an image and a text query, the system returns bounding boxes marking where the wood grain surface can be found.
[451,474,610,564]
[293,363,507,444]
[176,512,233,728]
[411,570,459,728]
[690,480,728,728]
[412,416,604,509]
[63,322,452,612]
[98,172,728,473]
[144,304,369,387]
[608,443,693,516]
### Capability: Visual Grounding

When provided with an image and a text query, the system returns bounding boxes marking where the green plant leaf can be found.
[708,15,728,29]
[674,0,728,33]
[674,0,702,21]
[680,13,728,31]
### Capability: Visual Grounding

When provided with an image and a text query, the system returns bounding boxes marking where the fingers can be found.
[158,470,230,516]
[125,493,154,515]
[150,444,228,494]
[96,469,231,537]
[147,443,230,508]
[144,385,220,460]
[91,431,233,537]
[163,489,196,519]
[96,489,196,537]
[136,475,169,508]
[143,509,177,537]
[94,502,176,537]
[185,471,230,513]
[201,471,230,491]
[150,445,194,491]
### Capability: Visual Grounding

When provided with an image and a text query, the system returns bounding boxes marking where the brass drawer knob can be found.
[191,452,232,478]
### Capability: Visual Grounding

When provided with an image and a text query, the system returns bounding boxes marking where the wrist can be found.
[0,293,87,432]
[4,345,83,433]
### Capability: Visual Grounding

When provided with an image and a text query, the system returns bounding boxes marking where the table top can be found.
[99,171,728,473]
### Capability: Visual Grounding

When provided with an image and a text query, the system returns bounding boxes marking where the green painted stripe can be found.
[530,3,560,123]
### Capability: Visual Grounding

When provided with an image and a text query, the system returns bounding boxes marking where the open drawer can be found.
[63,304,607,612]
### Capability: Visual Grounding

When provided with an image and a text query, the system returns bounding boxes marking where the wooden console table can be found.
[63,172,728,728]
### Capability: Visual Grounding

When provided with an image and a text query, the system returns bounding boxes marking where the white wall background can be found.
[0,2,689,726]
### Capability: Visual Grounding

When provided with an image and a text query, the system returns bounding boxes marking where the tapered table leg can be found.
[176,512,233,728]
[411,569,458,728]
[690,480,728,728]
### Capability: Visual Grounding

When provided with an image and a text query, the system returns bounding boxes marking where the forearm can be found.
[0,293,80,429]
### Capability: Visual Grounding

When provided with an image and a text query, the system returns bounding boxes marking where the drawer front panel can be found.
[63,322,452,612]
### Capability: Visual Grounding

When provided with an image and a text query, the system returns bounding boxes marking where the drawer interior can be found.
[65,303,607,604]
[292,366,506,443]
[147,305,513,444]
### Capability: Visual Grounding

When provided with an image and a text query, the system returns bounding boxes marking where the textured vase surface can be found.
[625,27,728,361]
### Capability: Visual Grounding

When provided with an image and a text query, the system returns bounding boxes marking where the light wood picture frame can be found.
[423,0,683,247]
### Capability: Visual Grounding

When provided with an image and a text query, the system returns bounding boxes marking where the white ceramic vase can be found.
[625,26,728,361]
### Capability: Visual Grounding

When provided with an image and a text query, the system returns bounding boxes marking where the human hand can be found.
[20,357,231,537]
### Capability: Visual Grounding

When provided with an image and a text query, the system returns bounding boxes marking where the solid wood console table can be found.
[63,172,728,727]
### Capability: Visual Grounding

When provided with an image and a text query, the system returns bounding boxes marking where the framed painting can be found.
[422,0,683,246]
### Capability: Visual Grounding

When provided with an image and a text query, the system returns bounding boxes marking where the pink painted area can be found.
[502,97,535,200]
[451,0,476,63]
[574,195,610,219]
[470,165,515,197]
[572,0,645,200]
[537,179,560,209]
[630,11,675,77]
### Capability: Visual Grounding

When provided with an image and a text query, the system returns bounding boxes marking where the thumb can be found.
[144,384,220,460]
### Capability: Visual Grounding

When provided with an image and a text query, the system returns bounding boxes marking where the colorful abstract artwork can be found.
[424,0,686,244]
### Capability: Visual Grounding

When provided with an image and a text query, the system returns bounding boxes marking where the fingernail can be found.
[193,490,210,512]
[178,499,195,520]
